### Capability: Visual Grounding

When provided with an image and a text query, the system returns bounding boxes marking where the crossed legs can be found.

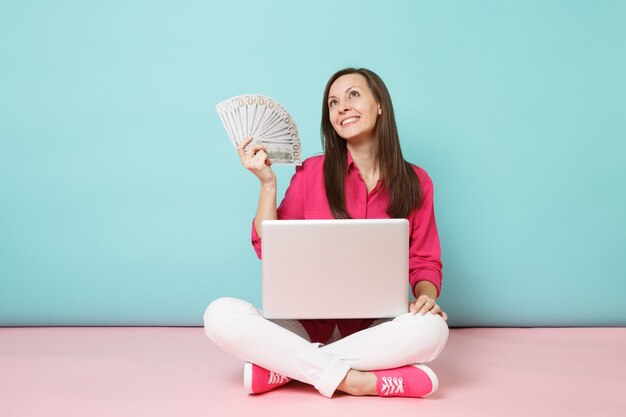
[204,297,448,398]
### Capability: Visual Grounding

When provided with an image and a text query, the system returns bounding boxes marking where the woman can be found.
[204,68,448,399]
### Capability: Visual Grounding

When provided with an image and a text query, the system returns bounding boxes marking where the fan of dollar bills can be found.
[215,94,302,165]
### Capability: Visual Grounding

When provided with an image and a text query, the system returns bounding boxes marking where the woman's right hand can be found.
[237,136,276,185]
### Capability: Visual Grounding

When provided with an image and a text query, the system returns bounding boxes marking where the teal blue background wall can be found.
[1,1,625,326]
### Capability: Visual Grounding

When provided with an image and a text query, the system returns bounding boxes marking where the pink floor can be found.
[1,327,625,417]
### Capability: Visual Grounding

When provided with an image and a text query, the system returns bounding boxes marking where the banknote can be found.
[215,94,302,165]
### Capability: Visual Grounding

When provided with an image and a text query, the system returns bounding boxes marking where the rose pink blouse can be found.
[250,151,443,343]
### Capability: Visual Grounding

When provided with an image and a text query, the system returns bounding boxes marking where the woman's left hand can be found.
[409,296,448,321]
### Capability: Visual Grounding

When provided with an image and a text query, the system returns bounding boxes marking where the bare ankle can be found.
[337,370,377,396]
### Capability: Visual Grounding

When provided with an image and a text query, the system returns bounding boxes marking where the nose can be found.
[338,103,351,113]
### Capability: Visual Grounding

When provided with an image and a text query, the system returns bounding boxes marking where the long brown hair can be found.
[321,68,423,219]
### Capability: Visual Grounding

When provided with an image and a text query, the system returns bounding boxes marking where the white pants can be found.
[204,297,449,398]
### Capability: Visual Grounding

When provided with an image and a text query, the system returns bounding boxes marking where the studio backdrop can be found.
[1,0,625,326]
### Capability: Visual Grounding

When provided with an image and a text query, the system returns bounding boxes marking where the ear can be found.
[378,106,382,115]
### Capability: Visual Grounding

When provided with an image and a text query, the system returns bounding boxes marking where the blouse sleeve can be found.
[408,170,443,297]
[251,164,307,259]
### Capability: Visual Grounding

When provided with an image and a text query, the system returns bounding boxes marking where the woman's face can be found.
[327,73,380,144]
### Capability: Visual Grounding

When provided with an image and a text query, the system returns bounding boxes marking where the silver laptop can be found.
[261,219,409,319]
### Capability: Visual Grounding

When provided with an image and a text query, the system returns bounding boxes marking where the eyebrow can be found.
[328,86,359,100]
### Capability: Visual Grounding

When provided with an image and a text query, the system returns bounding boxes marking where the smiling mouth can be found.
[341,117,360,126]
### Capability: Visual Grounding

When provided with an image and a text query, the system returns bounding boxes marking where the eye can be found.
[329,99,338,107]
[349,90,360,98]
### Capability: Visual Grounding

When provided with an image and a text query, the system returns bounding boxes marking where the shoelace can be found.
[268,371,288,385]
[380,376,404,395]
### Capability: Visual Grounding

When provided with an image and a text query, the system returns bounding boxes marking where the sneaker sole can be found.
[243,361,253,394]
[412,364,439,397]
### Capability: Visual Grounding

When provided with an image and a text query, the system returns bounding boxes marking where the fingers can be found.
[410,295,432,315]
[410,295,447,320]
[245,148,270,170]
[430,304,448,321]
[237,136,254,159]
[419,298,436,315]
[252,146,272,166]
[238,137,272,168]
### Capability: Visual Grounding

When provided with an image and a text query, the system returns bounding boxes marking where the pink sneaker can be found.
[243,362,291,394]
[373,364,439,398]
